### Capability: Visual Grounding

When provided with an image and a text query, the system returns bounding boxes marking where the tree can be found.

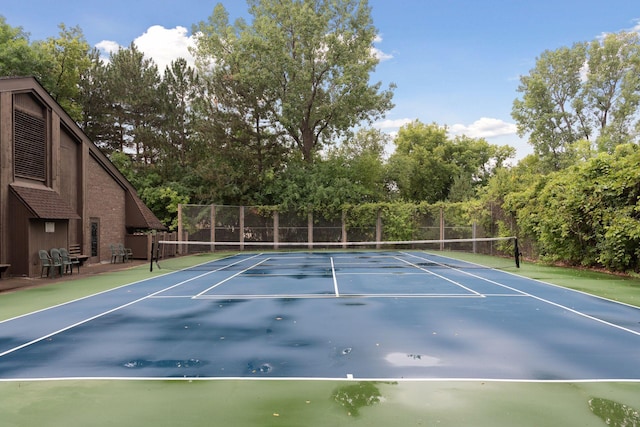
[193,0,395,163]
[512,31,640,170]
[584,31,640,152]
[158,58,203,171]
[511,43,588,171]
[0,20,92,122]
[78,48,112,145]
[103,43,162,160]
[0,17,44,78]
[511,145,640,271]
[387,121,514,203]
[328,127,390,202]
[36,24,91,121]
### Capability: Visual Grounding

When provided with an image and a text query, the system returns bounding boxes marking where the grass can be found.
[2,380,639,427]
[1,252,639,426]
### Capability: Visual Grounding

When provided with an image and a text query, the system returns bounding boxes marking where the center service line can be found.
[331,257,340,297]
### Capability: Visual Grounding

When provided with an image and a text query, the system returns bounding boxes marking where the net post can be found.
[149,236,155,272]
[514,237,520,268]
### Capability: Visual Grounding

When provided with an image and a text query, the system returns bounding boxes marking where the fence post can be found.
[273,209,279,250]
[342,209,347,249]
[210,204,216,252]
[376,209,382,249]
[177,203,183,255]
[472,221,477,253]
[240,206,245,250]
[308,211,313,249]
[439,206,445,250]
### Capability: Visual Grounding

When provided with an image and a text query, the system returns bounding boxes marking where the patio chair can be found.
[110,244,121,263]
[59,248,81,274]
[39,249,62,278]
[118,243,133,262]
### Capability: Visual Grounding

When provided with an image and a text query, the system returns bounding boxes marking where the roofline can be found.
[1,76,138,195]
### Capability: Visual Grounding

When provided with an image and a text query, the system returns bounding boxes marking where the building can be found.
[0,76,165,278]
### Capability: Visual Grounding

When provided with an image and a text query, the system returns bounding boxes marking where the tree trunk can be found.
[301,125,314,163]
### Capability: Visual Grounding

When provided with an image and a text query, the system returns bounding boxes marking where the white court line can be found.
[331,257,340,297]
[403,251,640,337]
[0,268,233,358]
[0,253,253,325]
[395,256,484,297]
[190,293,488,300]
[1,376,639,383]
[193,257,270,298]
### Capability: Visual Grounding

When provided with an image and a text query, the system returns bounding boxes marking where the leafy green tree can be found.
[0,20,92,122]
[503,144,640,271]
[584,31,640,152]
[513,31,640,170]
[193,0,395,163]
[388,121,514,203]
[139,184,190,231]
[328,127,390,202]
[36,24,91,121]
[0,16,44,78]
[447,174,475,202]
[512,43,588,171]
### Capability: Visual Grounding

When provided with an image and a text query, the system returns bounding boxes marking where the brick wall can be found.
[87,156,126,263]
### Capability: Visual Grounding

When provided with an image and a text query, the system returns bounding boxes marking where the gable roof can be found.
[126,191,166,230]
[2,77,166,230]
[10,184,81,220]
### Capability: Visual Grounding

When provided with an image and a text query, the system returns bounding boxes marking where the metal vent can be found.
[14,109,46,181]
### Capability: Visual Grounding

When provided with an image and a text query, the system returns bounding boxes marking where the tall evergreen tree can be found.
[104,43,162,161]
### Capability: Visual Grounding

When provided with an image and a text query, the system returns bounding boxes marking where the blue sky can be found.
[3,0,640,160]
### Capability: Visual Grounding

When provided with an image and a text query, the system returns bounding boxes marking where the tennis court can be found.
[1,249,639,381]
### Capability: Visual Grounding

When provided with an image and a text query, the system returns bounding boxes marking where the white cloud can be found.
[95,40,121,56]
[133,25,197,72]
[374,118,413,130]
[449,117,517,139]
[373,35,393,62]
[96,25,196,72]
[373,47,393,61]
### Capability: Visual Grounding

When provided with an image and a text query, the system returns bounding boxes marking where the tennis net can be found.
[151,236,520,272]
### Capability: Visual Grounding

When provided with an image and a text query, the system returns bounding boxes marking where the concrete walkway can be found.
[0,259,149,293]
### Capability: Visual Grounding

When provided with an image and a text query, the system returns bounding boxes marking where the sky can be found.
[3,0,640,161]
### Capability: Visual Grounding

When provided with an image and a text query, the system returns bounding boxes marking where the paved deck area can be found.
[0,259,149,293]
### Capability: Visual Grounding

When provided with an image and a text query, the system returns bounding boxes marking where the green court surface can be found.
[2,380,639,426]
[1,253,639,426]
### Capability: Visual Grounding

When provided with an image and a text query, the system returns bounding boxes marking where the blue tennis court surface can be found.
[1,251,639,381]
